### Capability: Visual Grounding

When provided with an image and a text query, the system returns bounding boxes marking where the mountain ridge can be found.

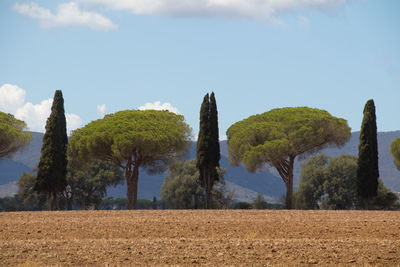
[1,130,399,200]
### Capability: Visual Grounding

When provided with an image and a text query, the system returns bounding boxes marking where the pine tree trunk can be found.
[47,193,51,211]
[51,192,57,211]
[285,179,293,209]
[285,157,295,210]
[126,164,139,210]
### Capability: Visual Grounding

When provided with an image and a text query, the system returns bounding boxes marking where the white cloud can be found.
[15,99,53,133]
[138,101,180,114]
[97,104,107,117]
[219,135,227,141]
[0,84,26,114]
[0,84,83,134]
[14,2,117,31]
[79,0,351,23]
[66,113,83,133]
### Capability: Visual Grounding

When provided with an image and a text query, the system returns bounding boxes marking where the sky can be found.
[0,0,399,139]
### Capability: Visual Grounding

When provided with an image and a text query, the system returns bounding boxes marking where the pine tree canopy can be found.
[390,138,400,171]
[227,107,351,171]
[227,106,351,209]
[68,110,192,170]
[0,111,31,158]
[68,109,192,209]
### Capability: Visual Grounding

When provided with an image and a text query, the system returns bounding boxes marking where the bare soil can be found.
[0,210,399,266]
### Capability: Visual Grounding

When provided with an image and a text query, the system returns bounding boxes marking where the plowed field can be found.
[1,210,399,266]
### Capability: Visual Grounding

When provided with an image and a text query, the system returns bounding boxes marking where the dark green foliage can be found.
[161,159,227,209]
[162,160,205,209]
[295,153,398,210]
[321,155,359,209]
[196,94,210,170]
[17,172,46,210]
[227,107,351,209]
[233,202,253,209]
[0,195,24,211]
[35,90,68,210]
[0,111,31,158]
[196,92,221,208]
[370,180,399,210]
[67,160,124,209]
[294,154,329,209]
[209,92,221,169]
[391,138,400,170]
[357,99,379,208]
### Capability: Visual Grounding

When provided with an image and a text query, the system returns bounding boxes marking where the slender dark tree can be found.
[196,92,220,208]
[35,90,68,210]
[356,99,379,209]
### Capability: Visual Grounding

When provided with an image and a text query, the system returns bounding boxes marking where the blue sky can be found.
[0,0,399,138]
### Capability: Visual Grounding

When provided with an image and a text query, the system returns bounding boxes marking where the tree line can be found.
[1,90,399,210]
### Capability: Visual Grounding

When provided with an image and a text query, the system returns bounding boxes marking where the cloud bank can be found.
[14,2,117,31]
[138,101,180,114]
[79,0,351,24]
[0,84,83,134]
[14,0,353,30]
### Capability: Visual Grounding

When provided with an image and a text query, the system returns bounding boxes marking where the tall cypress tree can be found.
[356,99,379,209]
[196,92,220,208]
[35,90,68,210]
[209,92,220,181]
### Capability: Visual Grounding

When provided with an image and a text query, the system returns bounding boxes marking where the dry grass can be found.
[1,210,399,266]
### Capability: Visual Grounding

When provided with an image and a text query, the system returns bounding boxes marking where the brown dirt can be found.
[0,210,399,266]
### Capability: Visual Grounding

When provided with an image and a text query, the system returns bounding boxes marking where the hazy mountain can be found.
[295,131,400,192]
[1,130,399,201]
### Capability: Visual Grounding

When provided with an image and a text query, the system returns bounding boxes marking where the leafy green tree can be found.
[161,159,227,209]
[294,154,329,209]
[161,160,203,209]
[295,154,398,210]
[196,92,221,209]
[35,90,68,210]
[17,172,46,210]
[390,138,400,170]
[321,155,359,209]
[0,195,25,211]
[227,107,351,209]
[67,160,124,209]
[356,99,379,208]
[370,180,399,210]
[68,110,192,209]
[0,111,31,158]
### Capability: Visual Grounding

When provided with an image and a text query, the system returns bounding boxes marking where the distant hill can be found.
[107,141,285,202]
[0,132,43,188]
[1,131,399,201]
[294,131,400,192]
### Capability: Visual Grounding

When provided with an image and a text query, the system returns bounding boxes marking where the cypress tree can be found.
[35,90,68,210]
[209,92,221,184]
[196,92,220,208]
[356,99,379,209]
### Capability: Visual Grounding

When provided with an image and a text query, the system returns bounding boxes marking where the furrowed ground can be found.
[0,210,399,266]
